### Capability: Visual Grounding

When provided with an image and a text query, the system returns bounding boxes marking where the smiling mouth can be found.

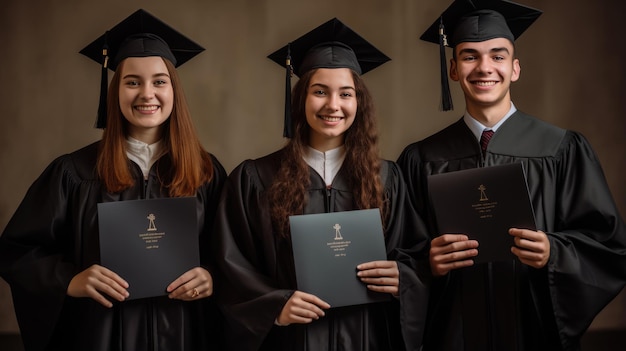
[135,105,159,112]
[319,115,343,122]
[473,81,497,86]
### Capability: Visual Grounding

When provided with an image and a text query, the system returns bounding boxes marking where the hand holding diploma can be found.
[429,234,479,277]
[167,266,214,301]
[276,291,330,326]
[67,264,129,308]
[357,260,399,296]
[509,228,550,268]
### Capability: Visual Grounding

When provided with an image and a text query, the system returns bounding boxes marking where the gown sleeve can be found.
[381,161,431,351]
[546,132,626,346]
[396,143,429,217]
[211,159,293,351]
[199,154,227,266]
[0,155,80,351]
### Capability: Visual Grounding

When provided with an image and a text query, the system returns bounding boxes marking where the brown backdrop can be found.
[1,0,624,334]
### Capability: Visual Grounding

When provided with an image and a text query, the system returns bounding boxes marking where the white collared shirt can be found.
[303,145,346,186]
[463,102,518,142]
[126,137,165,179]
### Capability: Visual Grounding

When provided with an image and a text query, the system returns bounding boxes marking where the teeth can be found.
[136,105,158,111]
[320,116,341,122]
[475,81,496,86]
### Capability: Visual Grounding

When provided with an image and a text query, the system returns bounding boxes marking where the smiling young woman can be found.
[211,18,430,351]
[0,9,227,351]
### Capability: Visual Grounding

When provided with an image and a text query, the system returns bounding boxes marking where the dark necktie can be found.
[480,129,494,154]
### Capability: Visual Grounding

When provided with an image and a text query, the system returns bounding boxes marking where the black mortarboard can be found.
[420,0,542,111]
[267,18,390,138]
[80,9,204,128]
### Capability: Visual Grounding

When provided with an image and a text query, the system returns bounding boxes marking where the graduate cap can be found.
[267,18,390,137]
[420,0,542,111]
[79,9,205,128]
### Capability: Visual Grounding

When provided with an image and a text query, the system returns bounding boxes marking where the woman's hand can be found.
[167,266,214,301]
[357,260,399,296]
[67,264,129,308]
[276,291,330,326]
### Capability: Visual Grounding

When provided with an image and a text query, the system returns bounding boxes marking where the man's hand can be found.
[429,234,479,276]
[509,228,550,268]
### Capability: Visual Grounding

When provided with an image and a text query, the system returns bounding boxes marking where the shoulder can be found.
[398,118,474,163]
[379,159,398,177]
[495,112,567,157]
[206,152,227,179]
[558,129,599,161]
[420,118,469,146]
[379,159,405,188]
[44,141,100,182]
[230,149,285,190]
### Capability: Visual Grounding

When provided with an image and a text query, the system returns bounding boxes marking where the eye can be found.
[154,79,168,86]
[340,91,353,98]
[312,89,326,96]
[462,55,477,61]
[125,80,140,86]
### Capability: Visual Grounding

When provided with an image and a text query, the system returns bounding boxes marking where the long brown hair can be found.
[268,69,386,238]
[96,58,214,196]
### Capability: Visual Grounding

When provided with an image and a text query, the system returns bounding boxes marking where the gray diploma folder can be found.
[289,208,389,307]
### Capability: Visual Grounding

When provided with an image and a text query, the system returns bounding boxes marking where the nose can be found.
[326,93,340,111]
[476,57,492,74]
[139,84,155,100]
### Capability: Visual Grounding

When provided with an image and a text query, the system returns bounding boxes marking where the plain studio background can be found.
[1,0,624,343]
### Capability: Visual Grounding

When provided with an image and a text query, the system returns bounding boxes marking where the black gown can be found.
[211,149,430,351]
[0,141,227,351]
[397,111,626,351]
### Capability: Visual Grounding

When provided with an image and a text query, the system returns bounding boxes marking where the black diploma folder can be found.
[289,208,389,308]
[427,163,536,263]
[98,197,199,300]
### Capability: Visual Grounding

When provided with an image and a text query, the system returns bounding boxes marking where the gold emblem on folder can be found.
[327,222,351,257]
[147,213,157,231]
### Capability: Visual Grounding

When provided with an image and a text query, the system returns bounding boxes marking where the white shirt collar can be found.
[463,102,517,142]
[125,137,165,179]
[303,145,346,186]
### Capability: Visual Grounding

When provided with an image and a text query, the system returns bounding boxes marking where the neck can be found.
[308,134,344,153]
[127,127,163,145]
[466,99,512,128]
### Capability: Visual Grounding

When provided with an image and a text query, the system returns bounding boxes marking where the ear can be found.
[449,58,459,81]
[511,58,521,82]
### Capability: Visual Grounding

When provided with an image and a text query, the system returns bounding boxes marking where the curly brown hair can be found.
[267,68,386,238]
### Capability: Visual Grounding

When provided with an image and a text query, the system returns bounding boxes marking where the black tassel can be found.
[283,43,293,138]
[438,18,453,111]
[96,32,109,128]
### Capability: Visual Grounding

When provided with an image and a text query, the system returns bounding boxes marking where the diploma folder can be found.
[427,163,537,263]
[98,197,199,300]
[289,209,389,308]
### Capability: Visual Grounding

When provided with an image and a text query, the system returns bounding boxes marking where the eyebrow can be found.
[309,83,356,91]
[458,47,511,56]
[122,72,170,80]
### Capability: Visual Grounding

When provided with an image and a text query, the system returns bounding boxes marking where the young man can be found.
[397,1,626,350]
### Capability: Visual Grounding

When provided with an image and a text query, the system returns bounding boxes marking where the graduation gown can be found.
[211,149,430,351]
[396,111,626,351]
[0,141,227,351]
